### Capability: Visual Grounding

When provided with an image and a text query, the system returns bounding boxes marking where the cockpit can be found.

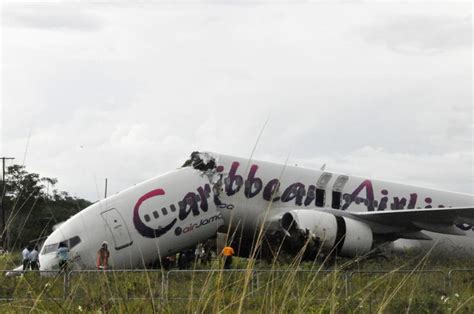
[40,235,82,255]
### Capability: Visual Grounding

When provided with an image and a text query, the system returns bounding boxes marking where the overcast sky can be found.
[1,1,472,202]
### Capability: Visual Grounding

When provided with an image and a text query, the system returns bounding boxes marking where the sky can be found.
[1,1,472,202]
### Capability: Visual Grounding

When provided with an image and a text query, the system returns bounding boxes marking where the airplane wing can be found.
[263,206,474,242]
[341,206,474,236]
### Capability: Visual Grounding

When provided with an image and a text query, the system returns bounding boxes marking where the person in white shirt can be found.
[29,246,39,270]
[22,246,31,271]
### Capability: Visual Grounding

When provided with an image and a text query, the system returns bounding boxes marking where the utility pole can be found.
[104,178,108,199]
[1,157,14,249]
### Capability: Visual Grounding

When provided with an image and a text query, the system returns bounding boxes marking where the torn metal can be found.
[183,151,216,171]
[183,151,224,206]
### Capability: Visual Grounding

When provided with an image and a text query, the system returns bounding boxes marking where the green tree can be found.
[2,165,91,251]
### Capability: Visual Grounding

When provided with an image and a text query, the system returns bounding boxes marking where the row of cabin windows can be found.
[144,204,178,223]
[143,194,206,222]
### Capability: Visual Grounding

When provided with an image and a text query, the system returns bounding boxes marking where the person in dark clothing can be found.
[178,251,187,270]
[29,246,40,270]
[222,246,235,269]
[22,246,31,271]
[97,242,110,270]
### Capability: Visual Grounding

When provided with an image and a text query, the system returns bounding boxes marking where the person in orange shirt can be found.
[222,245,235,269]
[97,242,110,270]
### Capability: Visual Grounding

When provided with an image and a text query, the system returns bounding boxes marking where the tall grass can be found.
[0,249,473,313]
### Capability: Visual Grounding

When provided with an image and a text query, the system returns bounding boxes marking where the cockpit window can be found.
[68,236,81,249]
[41,243,58,255]
[41,236,81,255]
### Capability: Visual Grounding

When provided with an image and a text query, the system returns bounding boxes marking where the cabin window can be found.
[315,189,325,207]
[144,214,151,222]
[162,207,168,215]
[170,204,176,212]
[332,191,341,209]
[153,211,159,219]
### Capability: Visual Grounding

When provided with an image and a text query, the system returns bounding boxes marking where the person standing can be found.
[22,246,31,271]
[178,251,187,270]
[195,243,205,266]
[29,246,40,270]
[96,242,110,270]
[57,242,69,271]
[222,245,235,269]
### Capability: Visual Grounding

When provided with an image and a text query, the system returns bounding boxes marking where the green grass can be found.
[0,251,473,313]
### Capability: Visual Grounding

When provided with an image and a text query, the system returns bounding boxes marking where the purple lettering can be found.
[281,183,306,206]
[377,190,389,211]
[197,184,211,212]
[407,193,417,209]
[342,180,375,211]
[304,185,316,206]
[225,162,243,196]
[393,197,407,210]
[244,165,263,198]
[263,179,281,202]
[179,192,200,220]
[425,197,432,209]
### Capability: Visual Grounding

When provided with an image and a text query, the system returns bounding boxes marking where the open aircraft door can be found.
[100,208,133,250]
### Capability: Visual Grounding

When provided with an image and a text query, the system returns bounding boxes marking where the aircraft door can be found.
[100,208,133,250]
[315,172,333,207]
[332,175,349,209]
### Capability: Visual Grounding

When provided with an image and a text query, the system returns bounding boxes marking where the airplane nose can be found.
[39,255,58,271]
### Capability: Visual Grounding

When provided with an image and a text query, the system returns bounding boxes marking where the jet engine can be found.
[281,210,373,257]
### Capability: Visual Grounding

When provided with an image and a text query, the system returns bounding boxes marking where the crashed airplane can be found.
[38,152,474,270]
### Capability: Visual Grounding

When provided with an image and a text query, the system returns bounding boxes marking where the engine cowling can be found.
[281,210,373,257]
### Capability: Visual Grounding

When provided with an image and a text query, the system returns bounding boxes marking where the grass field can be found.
[0,251,473,313]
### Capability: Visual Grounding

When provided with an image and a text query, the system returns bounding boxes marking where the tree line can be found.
[1,165,91,251]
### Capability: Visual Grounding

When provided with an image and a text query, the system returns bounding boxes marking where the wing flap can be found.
[412,222,465,235]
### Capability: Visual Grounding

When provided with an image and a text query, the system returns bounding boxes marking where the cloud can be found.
[363,14,472,55]
[1,3,472,201]
[2,5,103,32]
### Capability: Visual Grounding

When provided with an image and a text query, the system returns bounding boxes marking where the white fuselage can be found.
[39,153,474,270]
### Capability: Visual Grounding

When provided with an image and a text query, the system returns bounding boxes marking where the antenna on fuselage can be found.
[320,163,326,171]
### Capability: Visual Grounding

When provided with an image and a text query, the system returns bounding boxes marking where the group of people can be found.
[21,240,235,271]
[161,242,235,270]
[161,241,215,270]
[22,241,110,272]
[21,245,40,271]
[57,241,110,271]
